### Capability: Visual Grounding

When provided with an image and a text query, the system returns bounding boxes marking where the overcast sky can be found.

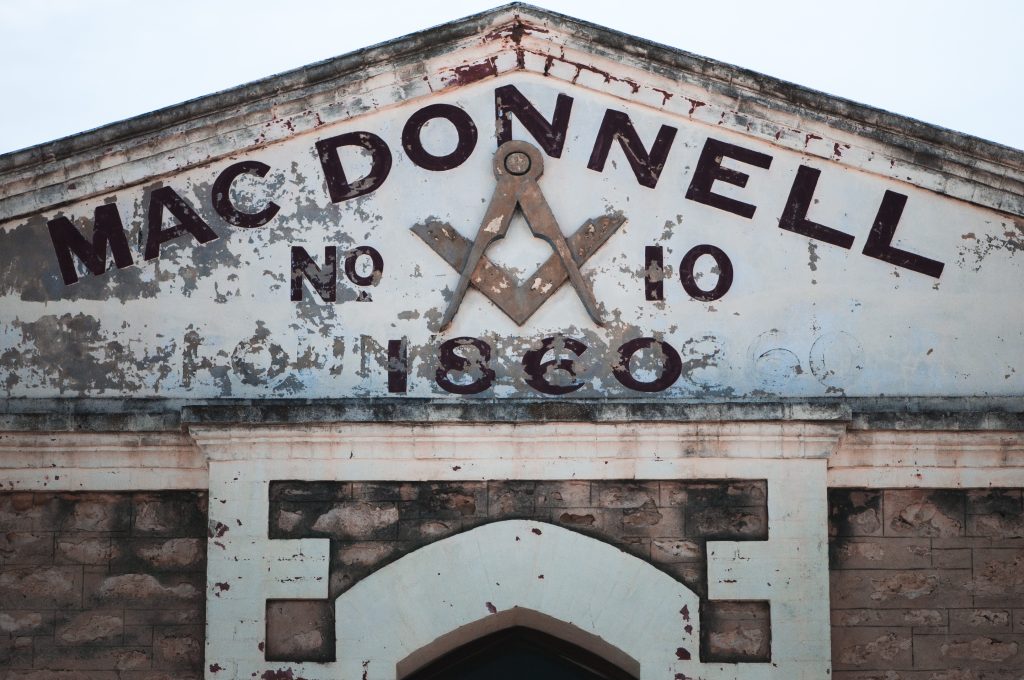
[1,0,1021,155]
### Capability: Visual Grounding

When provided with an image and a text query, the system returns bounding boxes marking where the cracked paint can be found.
[0,50,1018,402]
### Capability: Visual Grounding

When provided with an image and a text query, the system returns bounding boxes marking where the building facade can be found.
[1,4,1023,679]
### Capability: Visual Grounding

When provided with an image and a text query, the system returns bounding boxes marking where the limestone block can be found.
[0,566,82,609]
[832,627,913,671]
[883,490,964,538]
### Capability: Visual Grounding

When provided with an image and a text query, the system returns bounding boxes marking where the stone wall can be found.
[830,488,1024,678]
[267,479,772,664]
[6,486,1024,678]
[0,491,207,680]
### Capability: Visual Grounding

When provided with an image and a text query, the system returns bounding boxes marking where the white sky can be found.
[1,0,1022,155]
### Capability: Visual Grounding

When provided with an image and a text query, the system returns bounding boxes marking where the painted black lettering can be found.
[613,337,682,393]
[685,138,773,218]
[522,336,587,395]
[587,109,677,189]
[387,338,408,393]
[344,246,384,287]
[47,204,134,285]
[290,246,337,302]
[315,132,392,203]
[143,187,218,261]
[212,160,280,229]
[680,245,733,301]
[862,191,945,278]
[495,84,573,157]
[644,246,664,301]
[436,337,494,395]
[402,104,478,171]
[778,166,854,249]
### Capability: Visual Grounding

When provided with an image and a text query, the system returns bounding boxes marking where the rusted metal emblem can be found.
[412,141,625,330]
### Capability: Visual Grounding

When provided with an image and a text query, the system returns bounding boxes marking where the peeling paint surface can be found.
[1,76,1021,400]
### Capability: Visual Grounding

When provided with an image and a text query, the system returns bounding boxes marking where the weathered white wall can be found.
[195,424,832,679]
[0,72,1020,400]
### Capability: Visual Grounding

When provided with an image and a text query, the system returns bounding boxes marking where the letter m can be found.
[47,204,135,284]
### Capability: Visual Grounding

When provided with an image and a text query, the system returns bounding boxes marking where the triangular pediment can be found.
[0,3,1021,401]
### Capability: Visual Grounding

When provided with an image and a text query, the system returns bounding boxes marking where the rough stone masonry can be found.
[0,491,206,680]
[4,485,1024,677]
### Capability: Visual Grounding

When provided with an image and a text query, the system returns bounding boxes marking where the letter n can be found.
[291,246,337,302]
[587,110,677,189]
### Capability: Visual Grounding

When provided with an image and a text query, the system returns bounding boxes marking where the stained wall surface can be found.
[4,487,1024,678]
[830,488,1024,678]
[0,491,206,679]
[0,5,1021,680]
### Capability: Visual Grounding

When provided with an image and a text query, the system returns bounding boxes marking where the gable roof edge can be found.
[0,3,1021,222]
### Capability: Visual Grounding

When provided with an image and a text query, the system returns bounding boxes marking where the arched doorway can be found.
[334,519,701,679]
[402,627,637,680]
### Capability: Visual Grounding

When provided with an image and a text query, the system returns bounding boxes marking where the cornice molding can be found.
[1,4,1020,226]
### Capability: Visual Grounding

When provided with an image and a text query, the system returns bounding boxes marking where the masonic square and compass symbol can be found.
[411,140,626,330]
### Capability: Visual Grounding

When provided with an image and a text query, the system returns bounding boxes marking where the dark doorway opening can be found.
[403,627,639,680]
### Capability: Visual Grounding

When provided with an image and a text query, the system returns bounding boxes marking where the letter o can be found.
[680,244,733,301]
[344,246,384,287]
[612,337,682,393]
[402,104,478,171]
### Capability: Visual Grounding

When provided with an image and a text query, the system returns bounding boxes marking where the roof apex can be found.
[1,3,1022,222]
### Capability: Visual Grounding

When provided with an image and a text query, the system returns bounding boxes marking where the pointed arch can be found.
[334,520,700,679]
[398,609,638,679]
[402,624,637,680]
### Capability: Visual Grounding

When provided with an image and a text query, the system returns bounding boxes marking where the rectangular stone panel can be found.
[882,490,965,538]
[830,537,932,570]
[949,609,1013,635]
[830,608,946,629]
[973,548,1024,607]
[831,569,973,611]
[829,489,884,537]
[912,633,1024,670]
[831,626,913,671]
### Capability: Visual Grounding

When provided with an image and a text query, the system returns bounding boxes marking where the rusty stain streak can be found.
[260,670,298,680]
[482,18,549,44]
[653,88,673,105]
[542,55,554,76]
[686,99,706,116]
[208,521,229,538]
[805,133,822,147]
[446,57,498,86]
